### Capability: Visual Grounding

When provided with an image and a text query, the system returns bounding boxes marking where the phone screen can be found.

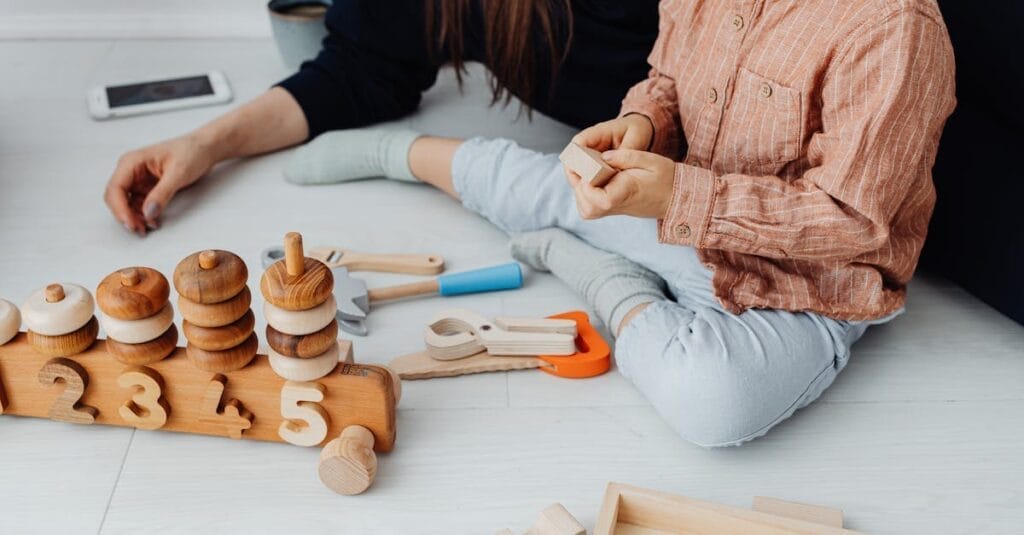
[106,75,214,108]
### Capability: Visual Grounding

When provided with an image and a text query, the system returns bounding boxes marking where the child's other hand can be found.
[571,114,654,153]
[568,149,675,220]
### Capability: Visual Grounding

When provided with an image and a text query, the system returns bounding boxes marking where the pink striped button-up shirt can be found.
[621,0,957,320]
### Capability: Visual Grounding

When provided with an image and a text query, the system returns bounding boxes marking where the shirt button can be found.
[707,87,718,103]
[675,224,692,239]
[731,15,745,31]
[759,83,773,98]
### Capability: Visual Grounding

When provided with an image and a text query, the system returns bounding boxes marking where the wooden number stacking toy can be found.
[0,242,398,496]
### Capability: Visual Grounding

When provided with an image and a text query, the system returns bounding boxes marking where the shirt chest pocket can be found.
[718,67,802,169]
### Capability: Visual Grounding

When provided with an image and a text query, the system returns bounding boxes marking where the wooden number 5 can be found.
[38,358,98,424]
[117,367,169,430]
[199,374,253,439]
[279,381,330,447]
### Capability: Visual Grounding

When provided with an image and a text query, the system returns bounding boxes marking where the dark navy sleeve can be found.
[277,0,441,139]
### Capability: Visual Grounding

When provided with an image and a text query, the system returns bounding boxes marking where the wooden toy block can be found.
[527,503,586,535]
[106,323,178,365]
[101,303,174,344]
[96,267,170,320]
[559,142,616,187]
[263,295,337,335]
[269,340,348,382]
[594,483,861,535]
[752,497,843,528]
[22,283,94,336]
[0,333,397,451]
[182,310,255,351]
[28,316,99,357]
[174,250,249,304]
[266,320,339,358]
[117,366,170,430]
[177,287,251,327]
[0,299,21,346]
[318,424,377,495]
[260,232,334,311]
[186,332,259,373]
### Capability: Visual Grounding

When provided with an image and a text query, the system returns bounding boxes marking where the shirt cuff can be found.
[657,164,717,247]
[620,97,680,158]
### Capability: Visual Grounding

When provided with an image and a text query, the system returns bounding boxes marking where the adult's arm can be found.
[276,0,441,139]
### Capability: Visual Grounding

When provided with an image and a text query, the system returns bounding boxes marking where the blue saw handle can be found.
[437,262,523,296]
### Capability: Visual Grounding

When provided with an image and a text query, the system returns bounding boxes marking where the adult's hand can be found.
[104,134,215,235]
[567,149,675,220]
[570,113,654,154]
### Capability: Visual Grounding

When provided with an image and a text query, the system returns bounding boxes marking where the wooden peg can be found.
[284,231,305,278]
[96,266,170,321]
[105,324,178,365]
[177,287,251,328]
[22,283,95,336]
[173,249,249,304]
[182,309,255,352]
[265,320,338,359]
[318,425,377,495]
[186,332,258,373]
[526,503,586,535]
[0,298,21,346]
[267,340,345,382]
[37,357,98,424]
[198,374,253,439]
[279,380,330,446]
[45,284,65,303]
[559,141,616,186]
[28,316,99,357]
[117,366,170,430]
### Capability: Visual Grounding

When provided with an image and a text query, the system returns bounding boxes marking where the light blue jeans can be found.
[452,138,896,447]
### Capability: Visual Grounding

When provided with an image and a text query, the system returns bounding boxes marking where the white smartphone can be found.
[88,71,232,120]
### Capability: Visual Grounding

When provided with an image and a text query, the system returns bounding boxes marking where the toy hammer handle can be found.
[367,263,523,303]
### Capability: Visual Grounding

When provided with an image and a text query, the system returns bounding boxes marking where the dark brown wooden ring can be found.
[182,309,255,351]
[266,319,338,358]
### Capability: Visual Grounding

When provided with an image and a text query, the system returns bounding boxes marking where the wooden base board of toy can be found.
[595,483,858,535]
[0,333,397,495]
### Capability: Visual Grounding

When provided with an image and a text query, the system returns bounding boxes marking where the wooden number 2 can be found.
[199,374,253,439]
[38,358,98,424]
[279,381,330,447]
[117,367,169,430]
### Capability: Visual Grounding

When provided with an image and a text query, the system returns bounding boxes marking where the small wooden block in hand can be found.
[559,142,616,187]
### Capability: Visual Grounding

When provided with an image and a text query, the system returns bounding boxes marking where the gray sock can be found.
[509,228,667,335]
[283,127,422,185]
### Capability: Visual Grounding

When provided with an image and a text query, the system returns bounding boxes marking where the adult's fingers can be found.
[104,157,146,235]
[600,149,657,171]
[140,166,185,228]
[570,122,617,152]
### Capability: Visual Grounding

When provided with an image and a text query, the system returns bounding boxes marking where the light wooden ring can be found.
[177,287,251,328]
[0,298,21,346]
[259,257,333,311]
[186,332,258,373]
[105,324,178,365]
[96,267,170,320]
[173,250,249,304]
[263,295,336,335]
[100,303,174,344]
[182,309,255,351]
[28,316,99,357]
[22,283,95,336]
[267,341,340,381]
[266,319,338,359]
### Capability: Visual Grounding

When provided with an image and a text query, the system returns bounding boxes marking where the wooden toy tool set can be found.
[0,232,397,496]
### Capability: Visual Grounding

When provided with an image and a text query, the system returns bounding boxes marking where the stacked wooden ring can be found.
[0,298,20,346]
[22,283,99,356]
[261,232,345,381]
[97,267,177,365]
[174,250,258,372]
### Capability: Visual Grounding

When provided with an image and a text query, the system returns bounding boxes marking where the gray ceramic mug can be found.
[268,0,332,71]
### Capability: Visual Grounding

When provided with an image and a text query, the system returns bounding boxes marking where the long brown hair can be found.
[427,0,574,114]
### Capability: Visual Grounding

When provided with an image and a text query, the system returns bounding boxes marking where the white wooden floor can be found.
[1,39,1023,535]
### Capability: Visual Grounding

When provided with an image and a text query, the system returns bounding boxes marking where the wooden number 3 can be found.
[279,381,330,447]
[38,358,98,424]
[117,367,169,430]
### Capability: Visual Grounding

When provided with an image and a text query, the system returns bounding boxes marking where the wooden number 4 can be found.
[117,367,170,430]
[38,358,98,424]
[279,381,330,447]
[199,374,253,439]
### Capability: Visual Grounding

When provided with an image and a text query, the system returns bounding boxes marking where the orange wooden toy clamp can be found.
[537,311,611,378]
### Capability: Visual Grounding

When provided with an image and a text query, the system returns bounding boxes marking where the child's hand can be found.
[568,149,675,220]
[570,114,654,153]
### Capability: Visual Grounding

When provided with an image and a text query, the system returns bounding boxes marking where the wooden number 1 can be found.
[38,358,98,424]
[199,374,253,439]
[117,367,169,430]
[279,381,330,447]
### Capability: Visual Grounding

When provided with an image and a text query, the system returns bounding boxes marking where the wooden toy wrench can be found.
[261,246,444,275]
